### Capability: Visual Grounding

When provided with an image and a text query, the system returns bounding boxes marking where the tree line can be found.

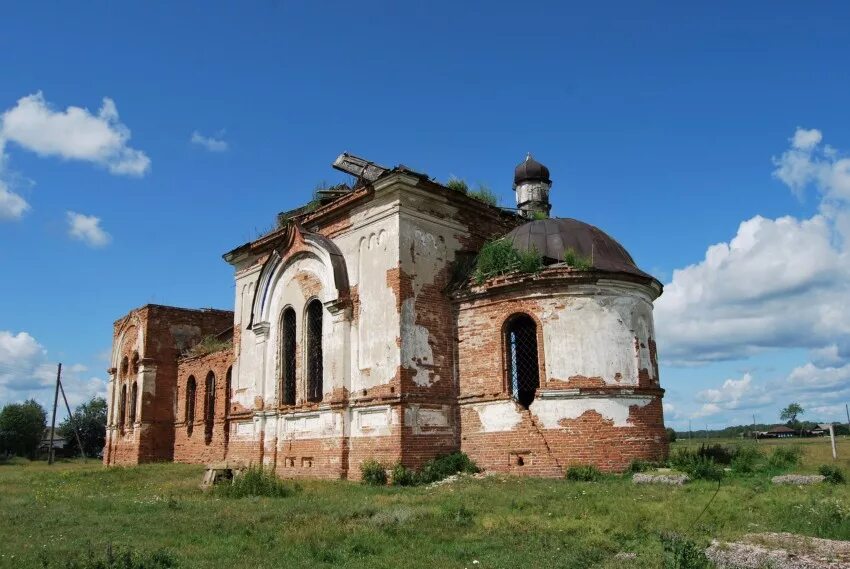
[0,396,106,459]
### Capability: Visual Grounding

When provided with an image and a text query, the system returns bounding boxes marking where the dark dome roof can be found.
[503,217,652,279]
[514,154,551,188]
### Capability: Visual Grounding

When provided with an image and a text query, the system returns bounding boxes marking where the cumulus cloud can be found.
[0,180,28,220]
[657,128,850,366]
[0,92,150,176]
[66,211,111,247]
[0,329,105,413]
[190,130,228,152]
[692,373,772,418]
[772,127,850,200]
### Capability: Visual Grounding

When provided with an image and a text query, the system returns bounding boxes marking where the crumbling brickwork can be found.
[104,165,667,478]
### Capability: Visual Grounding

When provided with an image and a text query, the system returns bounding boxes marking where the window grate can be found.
[281,308,297,405]
[306,300,323,402]
[506,315,539,408]
[186,376,196,435]
[204,372,215,444]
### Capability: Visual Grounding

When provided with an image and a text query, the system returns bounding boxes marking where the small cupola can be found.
[513,153,552,219]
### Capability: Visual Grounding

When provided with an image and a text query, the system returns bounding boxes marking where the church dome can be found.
[514,154,551,188]
[503,217,652,279]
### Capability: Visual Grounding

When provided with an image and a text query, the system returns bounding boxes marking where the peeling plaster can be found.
[473,401,523,432]
[530,396,652,428]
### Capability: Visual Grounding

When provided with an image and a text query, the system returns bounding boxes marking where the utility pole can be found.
[48,363,61,465]
[58,375,86,458]
[753,414,759,443]
[846,404,849,435]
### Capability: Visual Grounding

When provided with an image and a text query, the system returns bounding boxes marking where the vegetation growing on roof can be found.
[531,211,549,220]
[445,177,469,194]
[468,184,499,206]
[563,247,593,270]
[473,238,542,284]
[186,335,232,358]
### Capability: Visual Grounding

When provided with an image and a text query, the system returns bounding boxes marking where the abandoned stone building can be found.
[104,153,667,478]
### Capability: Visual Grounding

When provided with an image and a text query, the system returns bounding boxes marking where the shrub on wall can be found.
[474,239,542,284]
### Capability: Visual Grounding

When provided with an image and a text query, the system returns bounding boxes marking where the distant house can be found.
[38,428,68,458]
[762,425,796,439]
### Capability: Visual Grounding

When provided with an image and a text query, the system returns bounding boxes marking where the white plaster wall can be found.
[538,284,658,385]
[398,195,465,387]
[471,395,652,433]
[233,265,261,411]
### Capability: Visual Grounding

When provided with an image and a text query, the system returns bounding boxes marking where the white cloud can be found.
[190,130,228,152]
[657,128,850,366]
[66,211,111,247]
[772,127,850,201]
[787,361,850,391]
[0,329,105,414]
[0,92,150,176]
[692,373,773,418]
[0,180,28,220]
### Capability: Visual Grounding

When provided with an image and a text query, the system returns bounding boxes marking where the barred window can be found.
[306,299,323,402]
[505,314,540,409]
[280,307,297,405]
[118,384,127,428]
[186,376,197,435]
[225,366,232,416]
[129,381,138,424]
[204,371,215,444]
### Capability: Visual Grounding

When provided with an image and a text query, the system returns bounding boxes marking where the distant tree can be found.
[58,397,107,457]
[665,427,677,443]
[780,403,804,426]
[0,399,47,458]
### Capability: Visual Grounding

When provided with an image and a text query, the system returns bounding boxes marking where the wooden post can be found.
[48,363,61,465]
[58,376,86,458]
[829,424,837,460]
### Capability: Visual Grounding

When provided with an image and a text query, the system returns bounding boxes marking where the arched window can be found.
[131,351,140,374]
[120,356,129,378]
[225,366,232,417]
[129,381,138,424]
[280,307,297,405]
[306,299,324,402]
[186,376,197,436]
[505,314,540,409]
[118,384,127,429]
[204,371,215,444]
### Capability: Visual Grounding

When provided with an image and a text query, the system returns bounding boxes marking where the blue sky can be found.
[1,1,849,428]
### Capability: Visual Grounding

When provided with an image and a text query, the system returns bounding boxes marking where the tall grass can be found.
[474,239,542,284]
[213,466,299,498]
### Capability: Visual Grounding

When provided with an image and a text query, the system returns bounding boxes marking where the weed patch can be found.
[213,466,299,498]
[360,459,388,486]
[474,239,542,283]
[566,465,603,481]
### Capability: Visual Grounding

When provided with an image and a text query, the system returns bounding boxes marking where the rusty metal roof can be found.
[503,217,652,279]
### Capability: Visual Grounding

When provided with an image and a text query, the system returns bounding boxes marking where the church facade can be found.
[104,154,667,478]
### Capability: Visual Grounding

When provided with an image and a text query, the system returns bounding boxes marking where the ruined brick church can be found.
[104,153,667,478]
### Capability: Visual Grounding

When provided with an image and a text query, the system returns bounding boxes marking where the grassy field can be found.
[0,439,848,569]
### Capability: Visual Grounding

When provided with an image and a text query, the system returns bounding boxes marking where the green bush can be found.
[390,462,418,487]
[696,443,734,465]
[660,533,712,569]
[39,544,177,568]
[669,449,724,481]
[627,459,653,473]
[730,444,763,474]
[360,459,388,486]
[445,177,469,194]
[468,184,499,206]
[474,239,543,284]
[214,466,299,498]
[767,446,803,470]
[563,248,593,270]
[418,452,480,484]
[818,464,846,484]
[565,465,603,482]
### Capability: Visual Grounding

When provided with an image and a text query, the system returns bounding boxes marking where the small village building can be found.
[104,154,668,478]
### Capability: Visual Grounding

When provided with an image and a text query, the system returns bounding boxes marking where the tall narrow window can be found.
[281,308,297,405]
[204,371,215,444]
[129,381,138,424]
[225,366,232,417]
[120,356,129,379]
[131,351,140,374]
[505,314,540,409]
[118,385,127,429]
[306,299,324,402]
[186,376,196,436]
